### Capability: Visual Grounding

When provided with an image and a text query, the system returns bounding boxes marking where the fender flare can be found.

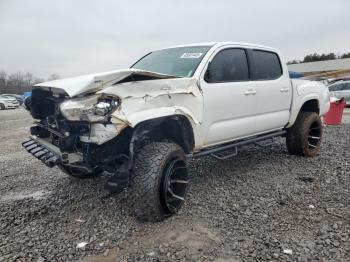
[130,113,196,154]
[287,95,320,128]
[123,106,200,128]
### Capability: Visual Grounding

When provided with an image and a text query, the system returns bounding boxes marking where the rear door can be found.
[250,50,292,133]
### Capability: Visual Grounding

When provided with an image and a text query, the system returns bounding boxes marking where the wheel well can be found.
[131,115,195,154]
[300,99,319,114]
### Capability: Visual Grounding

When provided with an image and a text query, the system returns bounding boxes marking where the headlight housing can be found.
[60,95,119,122]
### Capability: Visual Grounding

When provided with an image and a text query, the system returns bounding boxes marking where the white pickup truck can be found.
[23,42,330,221]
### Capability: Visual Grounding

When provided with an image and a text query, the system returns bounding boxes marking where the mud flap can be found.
[102,120,155,196]
[102,115,193,196]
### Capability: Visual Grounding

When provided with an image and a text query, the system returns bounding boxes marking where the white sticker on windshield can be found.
[180,53,203,59]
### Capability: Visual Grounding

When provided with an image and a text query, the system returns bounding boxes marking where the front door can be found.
[200,48,257,146]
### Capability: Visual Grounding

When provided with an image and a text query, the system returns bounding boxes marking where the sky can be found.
[0,0,349,79]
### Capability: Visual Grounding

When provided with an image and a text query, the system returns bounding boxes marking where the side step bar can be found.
[187,130,286,160]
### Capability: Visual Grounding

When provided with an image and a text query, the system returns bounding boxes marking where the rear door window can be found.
[252,50,282,80]
[207,48,249,82]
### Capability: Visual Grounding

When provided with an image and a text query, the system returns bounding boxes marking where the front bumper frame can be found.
[22,135,82,167]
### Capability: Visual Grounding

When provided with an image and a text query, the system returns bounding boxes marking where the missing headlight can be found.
[94,99,117,116]
[60,95,119,122]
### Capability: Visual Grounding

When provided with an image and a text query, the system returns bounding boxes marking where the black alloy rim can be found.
[160,158,189,214]
[307,121,322,149]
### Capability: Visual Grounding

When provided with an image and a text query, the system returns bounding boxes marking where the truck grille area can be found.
[30,116,90,152]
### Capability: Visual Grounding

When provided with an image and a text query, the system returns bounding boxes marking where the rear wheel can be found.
[286,112,323,157]
[128,142,189,222]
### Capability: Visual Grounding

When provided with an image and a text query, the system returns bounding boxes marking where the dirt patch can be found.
[0,189,50,202]
[85,223,221,261]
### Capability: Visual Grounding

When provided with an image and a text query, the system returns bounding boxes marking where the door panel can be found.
[250,50,292,133]
[255,78,292,132]
[200,48,258,146]
[201,81,257,146]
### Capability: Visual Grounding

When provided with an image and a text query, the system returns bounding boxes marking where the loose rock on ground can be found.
[0,108,349,261]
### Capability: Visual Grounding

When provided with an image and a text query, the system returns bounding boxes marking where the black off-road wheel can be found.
[58,164,100,179]
[128,142,189,222]
[286,112,323,157]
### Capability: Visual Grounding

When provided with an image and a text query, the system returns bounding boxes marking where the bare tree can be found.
[0,70,7,93]
[48,74,60,81]
[24,72,35,88]
[7,72,26,94]
[0,70,47,94]
[34,77,45,84]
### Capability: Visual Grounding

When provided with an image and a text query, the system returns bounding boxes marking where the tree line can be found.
[0,71,60,95]
[287,52,350,65]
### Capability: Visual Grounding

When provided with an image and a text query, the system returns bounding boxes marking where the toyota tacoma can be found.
[23,42,330,221]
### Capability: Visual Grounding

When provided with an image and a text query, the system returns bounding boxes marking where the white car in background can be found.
[0,95,20,110]
[327,80,350,107]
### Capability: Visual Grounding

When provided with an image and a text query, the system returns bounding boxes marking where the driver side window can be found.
[207,48,249,83]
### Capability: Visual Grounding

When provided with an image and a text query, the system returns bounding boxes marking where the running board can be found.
[187,130,286,160]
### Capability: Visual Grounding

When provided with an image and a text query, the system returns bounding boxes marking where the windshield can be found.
[132,46,211,77]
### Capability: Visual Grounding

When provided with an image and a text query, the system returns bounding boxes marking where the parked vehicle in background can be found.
[1,94,24,105]
[0,95,20,110]
[22,91,32,98]
[23,42,330,221]
[22,92,32,110]
[328,80,350,107]
[23,96,32,110]
[328,76,350,85]
[289,71,304,79]
[304,76,329,85]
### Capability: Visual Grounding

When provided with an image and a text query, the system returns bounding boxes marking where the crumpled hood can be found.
[34,69,177,97]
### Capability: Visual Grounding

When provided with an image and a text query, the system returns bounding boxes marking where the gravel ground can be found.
[0,108,349,262]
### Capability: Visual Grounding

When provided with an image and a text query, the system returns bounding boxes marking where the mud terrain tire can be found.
[128,142,189,222]
[286,112,323,157]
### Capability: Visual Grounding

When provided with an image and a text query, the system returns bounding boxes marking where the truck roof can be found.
[163,42,278,52]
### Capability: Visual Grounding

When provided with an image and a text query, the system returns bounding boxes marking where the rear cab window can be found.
[251,50,283,80]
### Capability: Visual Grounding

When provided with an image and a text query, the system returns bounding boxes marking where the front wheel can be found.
[128,142,189,222]
[286,112,323,157]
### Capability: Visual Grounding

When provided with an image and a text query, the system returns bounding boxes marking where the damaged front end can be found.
[23,69,202,195]
[23,87,134,193]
